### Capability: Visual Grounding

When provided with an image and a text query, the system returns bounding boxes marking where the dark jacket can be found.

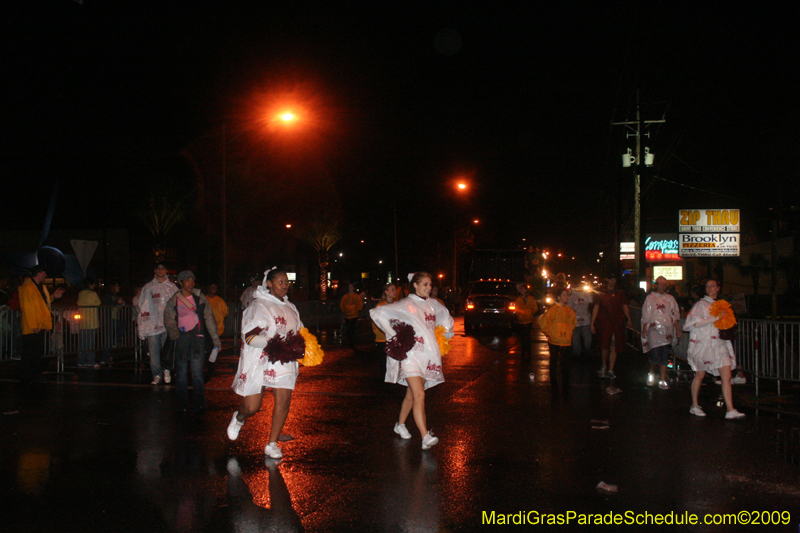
[163,289,221,346]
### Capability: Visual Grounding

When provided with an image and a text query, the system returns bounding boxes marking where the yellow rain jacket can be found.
[515,295,539,325]
[19,278,52,335]
[371,300,389,342]
[207,294,229,335]
[340,293,363,319]
[77,289,102,330]
[539,302,577,347]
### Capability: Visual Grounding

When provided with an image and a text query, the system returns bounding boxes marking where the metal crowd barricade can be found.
[0,306,22,362]
[735,319,800,397]
[44,305,143,372]
[1,299,349,368]
[0,305,143,371]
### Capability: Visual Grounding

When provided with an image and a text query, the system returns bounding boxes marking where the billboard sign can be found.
[645,234,679,262]
[679,233,740,257]
[678,209,740,233]
[653,265,683,281]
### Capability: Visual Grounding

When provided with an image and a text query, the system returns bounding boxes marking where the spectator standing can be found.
[77,279,102,367]
[206,283,229,336]
[591,273,632,379]
[164,271,220,413]
[137,263,179,385]
[101,281,125,363]
[371,283,397,353]
[567,288,594,361]
[18,266,64,383]
[514,283,539,361]
[641,276,681,389]
[430,286,444,306]
[340,283,363,350]
[539,288,577,392]
[239,276,260,310]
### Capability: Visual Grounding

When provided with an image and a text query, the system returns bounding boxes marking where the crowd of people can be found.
[533,273,745,418]
[3,261,746,460]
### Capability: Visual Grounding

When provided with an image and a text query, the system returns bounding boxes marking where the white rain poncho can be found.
[239,285,257,310]
[640,291,680,353]
[232,286,302,396]
[683,296,736,376]
[136,278,178,339]
[567,291,593,327]
[369,294,454,390]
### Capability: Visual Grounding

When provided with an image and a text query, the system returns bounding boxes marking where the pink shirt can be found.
[177,295,200,332]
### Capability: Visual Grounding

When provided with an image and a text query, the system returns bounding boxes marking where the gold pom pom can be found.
[298,327,324,366]
[435,325,451,356]
[709,300,736,330]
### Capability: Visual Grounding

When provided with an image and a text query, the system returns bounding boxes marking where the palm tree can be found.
[140,191,186,263]
[303,220,341,301]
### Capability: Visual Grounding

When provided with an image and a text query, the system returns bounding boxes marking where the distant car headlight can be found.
[466,300,475,310]
[508,302,516,310]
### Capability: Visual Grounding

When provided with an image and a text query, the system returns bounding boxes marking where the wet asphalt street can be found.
[2,318,799,532]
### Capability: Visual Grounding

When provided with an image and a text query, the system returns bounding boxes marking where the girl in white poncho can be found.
[683,279,744,419]
[226,269,303,458]
[370,272,454,450]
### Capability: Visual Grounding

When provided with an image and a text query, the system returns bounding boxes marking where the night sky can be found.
[4,1,797,281]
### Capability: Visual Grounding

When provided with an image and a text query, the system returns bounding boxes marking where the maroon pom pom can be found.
[386,320,416,361]
[265,330,306,364]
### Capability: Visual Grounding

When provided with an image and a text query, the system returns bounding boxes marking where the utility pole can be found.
[611,89,665,282]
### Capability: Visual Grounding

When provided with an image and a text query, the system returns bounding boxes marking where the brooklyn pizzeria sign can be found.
[677,209,741,258]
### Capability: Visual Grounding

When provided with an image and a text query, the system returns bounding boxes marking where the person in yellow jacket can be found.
[514,283,539,360]
[340,283,363,350]
[19,266,64,383]
[539,288,577,392]
[77,279,102,367]
[206,283,229,336]
[371,283,397,353]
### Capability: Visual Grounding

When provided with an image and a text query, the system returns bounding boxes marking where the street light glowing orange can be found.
[457,182,467,190]
[281,112,295,122]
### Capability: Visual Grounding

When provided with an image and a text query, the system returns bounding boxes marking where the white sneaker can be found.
[658,380,670,390]
[151,375,162,386]
[226,457,241,476]
[731,375,747,385]
[265,442,283,459]
[163,370,171,384]
[689,406,706,417]
[646,373,655,386]
[394,423,412,439]
[421,431,439,450]
[725,409,745,420]
[227,412,244,441]
[597,366,607,378]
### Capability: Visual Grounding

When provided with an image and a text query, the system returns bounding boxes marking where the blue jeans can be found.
[571,324,592,358]
[147,332,168,378]
[78,329,97,366]
[175,329,207,411]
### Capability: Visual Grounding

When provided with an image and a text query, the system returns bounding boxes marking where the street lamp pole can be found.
[394,205,399,285]
[222,123,228,300]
